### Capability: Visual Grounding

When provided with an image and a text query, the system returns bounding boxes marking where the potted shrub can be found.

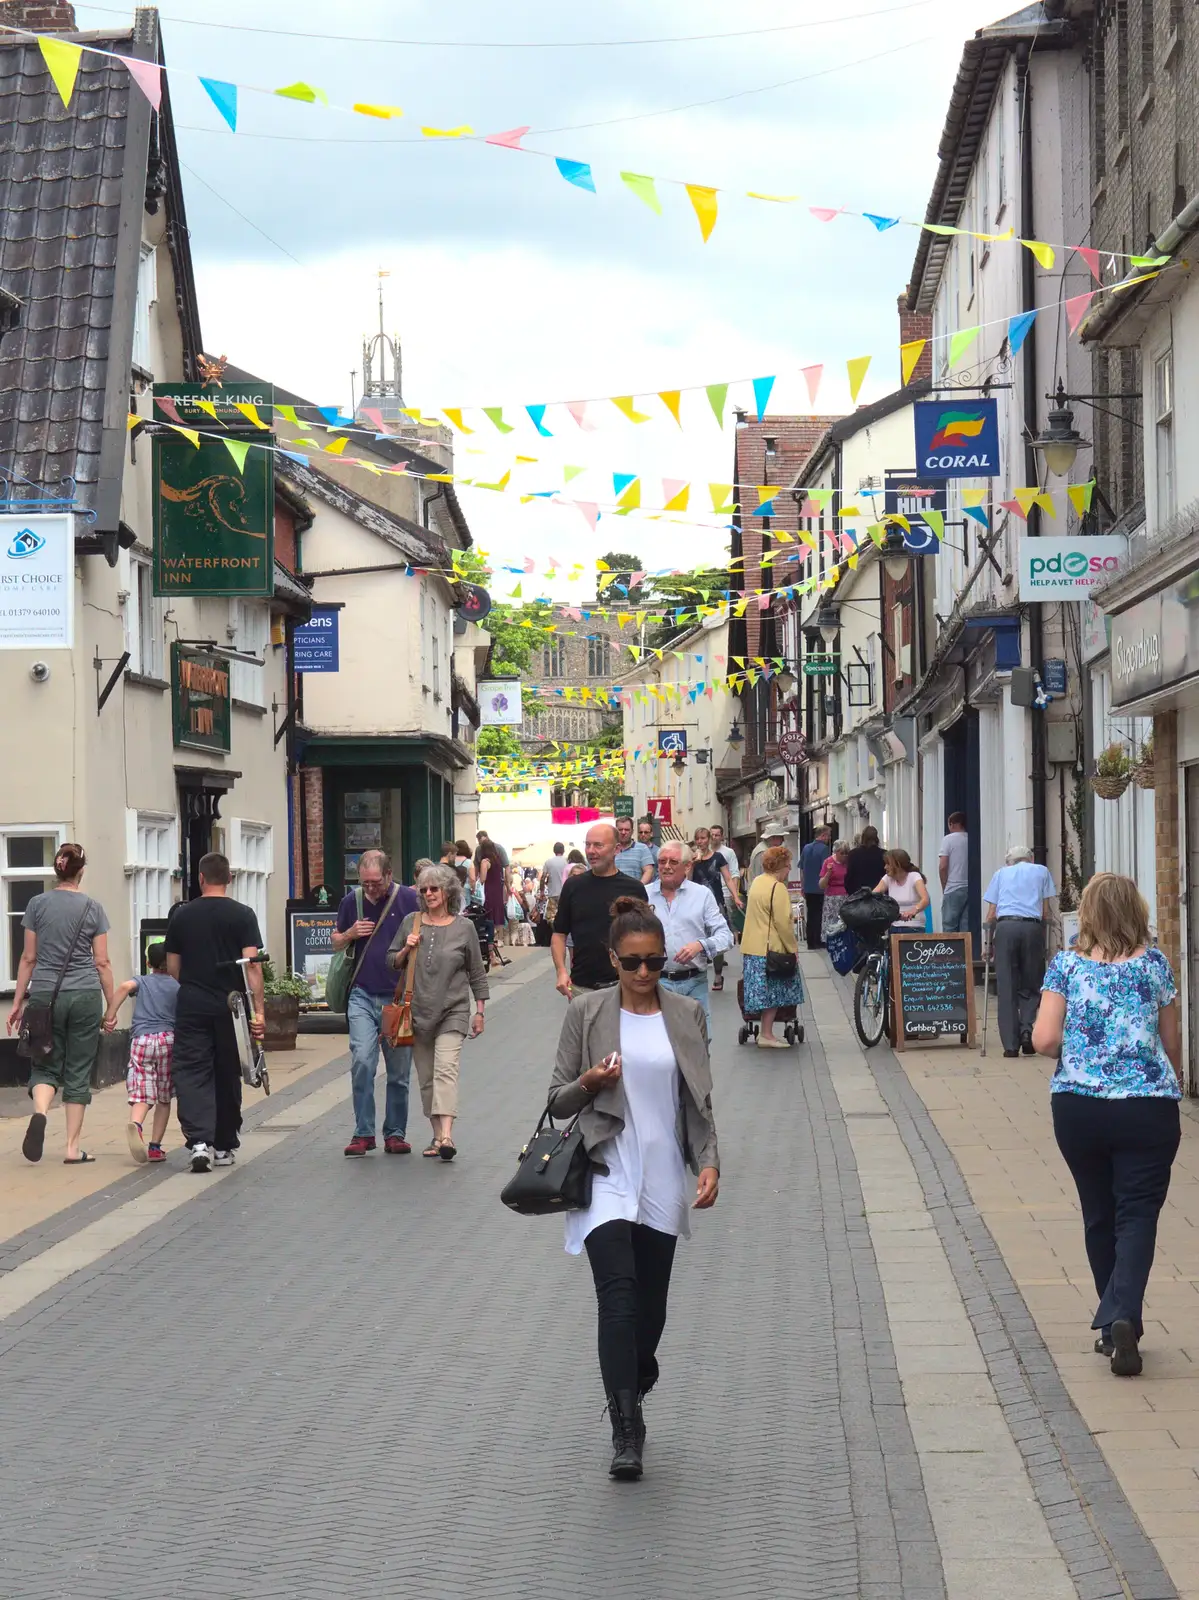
[1091,742,1133,801]
[261,962,308,1051]
[1134,732,1156,790]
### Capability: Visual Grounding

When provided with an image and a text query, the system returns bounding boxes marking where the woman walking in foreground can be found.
[549,897,719,1480]
[1032,873,1182,1378]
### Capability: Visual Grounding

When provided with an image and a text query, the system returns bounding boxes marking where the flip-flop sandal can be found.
[22,1112,46,1163]
[422,1140,444,1158]
[439,1139,457,1162]
[63,1152,95,1164]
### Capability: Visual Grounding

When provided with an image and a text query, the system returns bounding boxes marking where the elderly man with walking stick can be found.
[982,845,1057,1059]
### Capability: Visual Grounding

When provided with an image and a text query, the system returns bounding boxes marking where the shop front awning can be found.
[297,732,474,773]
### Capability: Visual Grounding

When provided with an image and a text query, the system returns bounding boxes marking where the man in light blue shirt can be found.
[648,841,732,1024]
[983,845,1057,1057]
[800,827,832,950]
[614,816,655,884]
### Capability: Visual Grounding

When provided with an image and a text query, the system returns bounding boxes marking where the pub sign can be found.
[171,642,232,753]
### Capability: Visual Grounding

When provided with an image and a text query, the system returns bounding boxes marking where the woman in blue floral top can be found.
[1032,873,1182,1379]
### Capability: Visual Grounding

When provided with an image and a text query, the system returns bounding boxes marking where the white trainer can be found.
[190,1143,213,1173]
[213,1149,235,1167]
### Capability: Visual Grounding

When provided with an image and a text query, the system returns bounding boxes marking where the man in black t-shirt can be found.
[551,823,648,998]
[165,852,264,1173]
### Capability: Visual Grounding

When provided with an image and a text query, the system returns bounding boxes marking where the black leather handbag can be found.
[764,882,798,981]
[500,1104,594,1216]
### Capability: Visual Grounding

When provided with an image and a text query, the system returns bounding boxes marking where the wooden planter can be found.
[1090,772,1132,801]
[263,994,300,1051]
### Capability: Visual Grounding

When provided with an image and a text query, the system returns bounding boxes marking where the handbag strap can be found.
[765,881,778,955]
[391,912,423,1003]
[46,895,94,1005]
[349,884,398,983]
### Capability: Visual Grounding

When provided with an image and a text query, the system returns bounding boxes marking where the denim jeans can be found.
[659,971,710,1026]
[347,987,412,1139]
[941,885,969,932]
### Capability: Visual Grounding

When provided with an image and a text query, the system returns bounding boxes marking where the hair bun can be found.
[53,842,86,880]
[610,895,650,919]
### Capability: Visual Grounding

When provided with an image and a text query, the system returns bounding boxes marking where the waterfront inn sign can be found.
[152,384,275,598]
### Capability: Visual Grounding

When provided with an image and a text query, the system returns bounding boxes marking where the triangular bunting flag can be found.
[709,483,735,513]
[275,81,328,104]
[422,125,473,138]
[1034,493,1057,518]
[900,339,926,385]
[232,401,269,430]
[963,504,990,529]
[752,375,775,421]
[155,397,183,424]
[1013,487,1040,516]
[662,480,690,512]
[1007,310,1037,355]
[119,55,163,111]
[575,503,600,531]
[810,207,840,222]
[556,158,596,192]
[1000,499,1027,519]
[1066,291,1094,334]
[486,126,529,148]
[353,102,403,119]
[1076,247,1102,284]
[617,479,641,511]
[685,184,718,241]
[923,223,964,237]
[611,396,652,423]
[921,509,944,541]
[1021,238,1056,271]
[613,473,637,498]
[442,408,473,433]
[948,326,980,366]
[222,438,252,472]
[323,437,349,455]
[526,404,553,437]
[620,171,662,214]
[563,464,585,483]
[1067,480,1096,517]
[801,365,823,408]
[706,383,728,426]
[38,36,83,109]
[756,487,778,516]
[658,390,682,426]
[168,424,201,448]
[847,355,871,405]
[482,407,514,434]
[863,213,900,231]
[566,400,595,430]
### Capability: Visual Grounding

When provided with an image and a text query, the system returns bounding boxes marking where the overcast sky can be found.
[80,0,1008,585]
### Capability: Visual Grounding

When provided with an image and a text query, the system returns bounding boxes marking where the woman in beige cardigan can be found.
[548,896,719,1481]
[739,844,804,1047]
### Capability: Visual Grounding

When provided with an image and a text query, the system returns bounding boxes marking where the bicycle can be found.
[853,937,891,1048]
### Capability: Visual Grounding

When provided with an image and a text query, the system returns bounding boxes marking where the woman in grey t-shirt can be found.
[6,842,113,1164]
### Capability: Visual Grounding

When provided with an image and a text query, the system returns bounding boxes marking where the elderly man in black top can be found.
[551,823,648,998]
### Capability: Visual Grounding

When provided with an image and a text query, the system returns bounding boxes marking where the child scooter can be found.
[228,952,270,1095]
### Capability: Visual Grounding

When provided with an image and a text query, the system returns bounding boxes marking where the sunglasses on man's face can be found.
[613,953,668,973]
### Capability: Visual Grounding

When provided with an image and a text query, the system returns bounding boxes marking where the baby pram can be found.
[736,979,805,1047]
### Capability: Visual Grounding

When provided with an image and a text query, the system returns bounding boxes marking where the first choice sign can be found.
[0,513,74,650]
[1017,536,1127,601]
[912,399,1000,479]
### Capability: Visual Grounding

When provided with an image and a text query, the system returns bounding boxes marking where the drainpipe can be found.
[422,482,446,532]
[1017,43,1049,867]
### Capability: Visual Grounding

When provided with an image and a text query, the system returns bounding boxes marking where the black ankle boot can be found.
[607,1391,643,1479]
[634,1392,647,1454]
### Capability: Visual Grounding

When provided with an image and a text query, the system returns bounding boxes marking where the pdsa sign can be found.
[0,513,74,649]
[913,399,1000,479]
[1018,536,1127,601]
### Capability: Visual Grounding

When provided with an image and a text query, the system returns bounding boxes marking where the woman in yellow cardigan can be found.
[740,845,804,1048]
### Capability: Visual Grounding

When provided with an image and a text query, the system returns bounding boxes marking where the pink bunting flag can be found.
[800,498,820,518]
[566,400,596,431]
[809,207,840,222]
[1076,246,1102,284]
[486,126,530,149]
[562,606,583,621]
[758,593,771,611]
[999,499,1027,520]
[119,54,163,111]
[801,365,823,408]
[1065,291,1095,334]
[523,557,536,573]
[575,502,600,532]
[360,406,388,433]
[155,396,183,424]
[631,570,646,587]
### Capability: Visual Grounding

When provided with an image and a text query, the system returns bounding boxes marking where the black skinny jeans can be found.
[1052,1091,1180,1338]
[585,1220,677,1397]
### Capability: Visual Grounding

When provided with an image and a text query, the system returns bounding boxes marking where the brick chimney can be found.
[898,290,932,384]
[0,2,77,30]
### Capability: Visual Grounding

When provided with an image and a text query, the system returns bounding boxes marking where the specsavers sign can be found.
[0,513,74,649]
[1017,536,1127,601]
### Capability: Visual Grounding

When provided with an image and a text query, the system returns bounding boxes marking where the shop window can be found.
[228,819,273,932]
[126,810,176,970]
[1,826,65,987]
[125,555,166,679]
[132,244,157,373]
[1154,348,1175,523]
[229,600,269,706]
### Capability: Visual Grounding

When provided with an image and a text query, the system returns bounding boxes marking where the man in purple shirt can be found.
[332,849,418,1157]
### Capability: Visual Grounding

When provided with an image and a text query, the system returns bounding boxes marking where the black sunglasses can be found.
[613,954,668,973]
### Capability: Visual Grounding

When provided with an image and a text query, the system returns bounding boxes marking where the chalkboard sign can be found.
[890,932,975,1050]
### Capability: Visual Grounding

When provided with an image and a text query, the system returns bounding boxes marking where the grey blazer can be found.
[547,986,719,1176]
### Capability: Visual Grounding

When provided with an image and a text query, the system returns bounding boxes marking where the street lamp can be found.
[814,602,840,647]
[775,664,798,695]
[881,521,910,582]
[1031,381,1092,477]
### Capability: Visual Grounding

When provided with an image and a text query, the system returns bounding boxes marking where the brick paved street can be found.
[0,953,1179,1599]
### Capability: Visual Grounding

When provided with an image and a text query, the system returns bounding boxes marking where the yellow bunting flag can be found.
[663,483,690,512]
[620,172,662,214]
[611,396,652,424]
[422,125,473,138]
[747,191,799,202]
[478,471,511,492]
[658,391,683,426]
[617,479,641,511]
[948,326,980,366]
[1067,480,1096,517]
[797,528,818,552]
[324,437,349,455]
[275,82,328,104]
[709,483,735,513]
[961,488,988,507]
[847,356,872,405]
[1021,238,1056,271]
[442,408,473,433]
[233,401,269,430]
[169,424,201,448]
[126,412,140,430]
[195,399,219,423]
[223,438,252,473]
[923,223,964,237]
[757,487,780,509]
[900,339,926,385]
[39,36,83,108]
[1013,487,1040,516]
[353,103,403,119]
[685,184,718,242]
[1034,493,1057,519]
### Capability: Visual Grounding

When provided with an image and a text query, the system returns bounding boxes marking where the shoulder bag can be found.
[500,1102,594,1215]
[17,897,94,1061]
[765,882,798,981]
[381,912,422,1048]
[324,886,397,1013]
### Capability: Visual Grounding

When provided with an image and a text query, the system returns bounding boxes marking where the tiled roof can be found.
[0,27,136,505]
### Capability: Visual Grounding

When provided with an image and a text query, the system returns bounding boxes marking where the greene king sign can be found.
[1017,536,1127,601]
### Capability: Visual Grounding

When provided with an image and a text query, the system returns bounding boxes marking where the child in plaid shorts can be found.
[103,942,180,1165]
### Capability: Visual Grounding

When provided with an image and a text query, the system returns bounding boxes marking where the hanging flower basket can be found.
[1133,761,1156,791]
[1091,742,1133,800]
[1091,771,1132,800]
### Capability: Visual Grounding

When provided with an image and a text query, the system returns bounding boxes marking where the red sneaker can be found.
[344,1136,376,1157]
[383,1136,411,1155]
[147,1144,166,1163]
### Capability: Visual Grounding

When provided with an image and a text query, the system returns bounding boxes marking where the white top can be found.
[564,1009,691,1255]
[938,831,968,892]
[881,871,926,930]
